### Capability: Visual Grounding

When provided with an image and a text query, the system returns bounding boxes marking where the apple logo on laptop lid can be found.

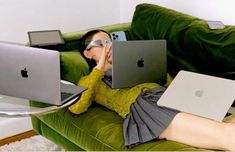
[137,58,144,68]
[195,89,204,97]
[21,68,28,78]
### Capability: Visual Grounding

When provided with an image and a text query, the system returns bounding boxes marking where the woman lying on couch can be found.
[69,29,235,151]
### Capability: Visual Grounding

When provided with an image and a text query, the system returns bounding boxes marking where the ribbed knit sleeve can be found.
[69,68,104,114]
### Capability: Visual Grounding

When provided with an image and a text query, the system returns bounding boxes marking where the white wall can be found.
[120,0,235,25]
[0,0,120,44]
[1,0,235,44]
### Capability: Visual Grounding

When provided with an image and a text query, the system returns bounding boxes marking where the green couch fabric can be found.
[31,116,84,151]
[130,3,235,78]
[30,3,235,151]
[60,51,89,84]
[32,106,200,151]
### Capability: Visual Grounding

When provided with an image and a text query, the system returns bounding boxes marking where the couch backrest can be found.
[130,3,235,79]
[60,23,131,52]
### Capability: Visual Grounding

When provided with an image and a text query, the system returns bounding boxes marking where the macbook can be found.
[103,40,167,88]
[28,30,65,50]
[0,41,86,105]
[28,30,64,47]
[157,70,235,121]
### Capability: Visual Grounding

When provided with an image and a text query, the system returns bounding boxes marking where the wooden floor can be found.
[0,130,38,146]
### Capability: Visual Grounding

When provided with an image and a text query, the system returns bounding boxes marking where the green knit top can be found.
[69,68,172,118]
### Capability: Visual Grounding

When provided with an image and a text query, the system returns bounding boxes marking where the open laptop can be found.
[157,70,235,121]
[0,41,86,106]
[103,40,167,88]
[28,30,65,50]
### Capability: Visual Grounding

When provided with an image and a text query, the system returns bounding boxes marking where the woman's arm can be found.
[164,73,173,87]
[69,68,104,114]
[69,43,111,114]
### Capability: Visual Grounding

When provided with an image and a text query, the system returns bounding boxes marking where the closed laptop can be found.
[158,70,235,121]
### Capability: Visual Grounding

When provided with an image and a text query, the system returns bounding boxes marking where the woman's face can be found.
[84,32,112,63]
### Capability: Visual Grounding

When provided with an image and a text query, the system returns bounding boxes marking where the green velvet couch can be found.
[31,3,235,151]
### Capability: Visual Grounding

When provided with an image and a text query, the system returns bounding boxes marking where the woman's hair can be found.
[79,29,111,71]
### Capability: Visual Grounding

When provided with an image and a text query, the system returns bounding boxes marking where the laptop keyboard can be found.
[61,92,73,101]
[104,75,112,83]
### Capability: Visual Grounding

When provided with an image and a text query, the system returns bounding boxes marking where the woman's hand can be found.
[95,43,112,72]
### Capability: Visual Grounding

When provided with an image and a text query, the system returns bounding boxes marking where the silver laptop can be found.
[103,40,167,88]
[28,30,64,47]
[158,70,235,121]
[0,41,86,105]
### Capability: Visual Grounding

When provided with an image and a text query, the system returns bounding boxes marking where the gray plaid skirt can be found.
[123,87,180,148]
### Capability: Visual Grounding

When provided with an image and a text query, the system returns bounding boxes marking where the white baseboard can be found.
[0,95,33,140]
[0,117,33,140]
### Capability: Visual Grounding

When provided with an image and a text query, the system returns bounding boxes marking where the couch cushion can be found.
[31,115,84,151]
[130,3,235,79]
[33,105,201,151]
[60,51,89,84]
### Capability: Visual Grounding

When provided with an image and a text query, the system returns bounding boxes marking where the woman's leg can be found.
[159,112,235,151]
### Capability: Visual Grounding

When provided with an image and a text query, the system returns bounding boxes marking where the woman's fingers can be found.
[95,43,112,71]
[106,44,112,63]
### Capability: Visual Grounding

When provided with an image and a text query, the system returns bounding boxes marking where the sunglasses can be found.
[85,39,112,50]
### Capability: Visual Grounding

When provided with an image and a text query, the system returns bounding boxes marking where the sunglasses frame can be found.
[85,39,112,50]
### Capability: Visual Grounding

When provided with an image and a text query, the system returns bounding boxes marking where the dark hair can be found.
[79,29,111,71]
